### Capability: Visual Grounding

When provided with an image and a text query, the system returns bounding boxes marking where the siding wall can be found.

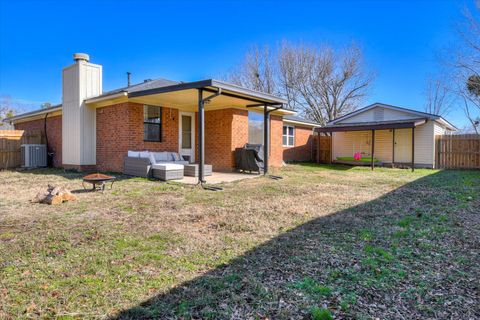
[340,107,419,124]
[62,60,102,167]
[375,130,393,162]
[332,131,373,159]
[413,121,434,166]
[332,122,437,167]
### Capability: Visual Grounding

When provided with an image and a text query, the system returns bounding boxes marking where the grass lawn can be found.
[336,156,380,163]
[0,164,479,319]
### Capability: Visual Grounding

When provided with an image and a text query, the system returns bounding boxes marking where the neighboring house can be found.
[5,53,315,173]
[317,103,456,168]
[282,115,321,162]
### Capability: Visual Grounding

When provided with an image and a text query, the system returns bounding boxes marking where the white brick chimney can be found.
[62,53,102,168]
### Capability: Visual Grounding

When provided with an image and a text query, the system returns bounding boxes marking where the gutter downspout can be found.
[44,113,51,167]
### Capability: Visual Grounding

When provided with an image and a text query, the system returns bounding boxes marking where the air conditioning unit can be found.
[21,144,47,168]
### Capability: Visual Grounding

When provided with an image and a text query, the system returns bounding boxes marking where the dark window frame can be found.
[143,105,162,142]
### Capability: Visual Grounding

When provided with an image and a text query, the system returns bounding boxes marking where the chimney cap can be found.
[73,53,90,62]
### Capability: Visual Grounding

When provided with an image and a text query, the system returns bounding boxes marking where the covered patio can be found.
[317,119,428,171]
[86,79,290,184]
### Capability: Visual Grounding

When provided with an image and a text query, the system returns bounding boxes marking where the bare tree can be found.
[227,45,277,94]
[280,42,373,125]
[424,77,453,115]
[0,96,18,130]
[442,7,480,132]
[227,41,374,126]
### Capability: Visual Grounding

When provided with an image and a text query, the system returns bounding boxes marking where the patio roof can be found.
[316,118,427,133]
[85,79,293,115]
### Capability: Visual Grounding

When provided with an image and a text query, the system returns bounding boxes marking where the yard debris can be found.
[32,184,76,205]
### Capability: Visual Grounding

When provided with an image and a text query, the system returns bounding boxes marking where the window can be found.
[283,125,294,147]
[181,115,192,148]
[248,111,264,145]
[143,105,162,141]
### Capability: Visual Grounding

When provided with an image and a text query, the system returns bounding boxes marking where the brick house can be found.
[6,53,319,174]
[282,115,320,162]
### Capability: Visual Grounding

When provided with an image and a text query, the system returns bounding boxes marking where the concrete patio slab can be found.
[175,171,261,185]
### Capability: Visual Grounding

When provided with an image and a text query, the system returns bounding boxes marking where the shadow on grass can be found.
[110,170,479,319]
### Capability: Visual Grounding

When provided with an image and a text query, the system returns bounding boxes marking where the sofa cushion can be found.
[139,151,150,158]
[173,160,189,165]
[171,153,182,161]
[148,153,156,165]
[128,151,140,157]
[152,163,184,170]
[152,152,170,162]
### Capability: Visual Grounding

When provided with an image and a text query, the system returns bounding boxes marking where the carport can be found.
[316,119,428,171]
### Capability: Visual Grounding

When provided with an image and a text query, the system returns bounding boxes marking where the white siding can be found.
[375,130,393,162]
[62,60,102,166]
[394,128,412,163]
[339,106,420,124]
[332,131,372,159]
[413,121,434,167]
[332,130,393,162]
[332,123,436,167]
[434,122,446,136]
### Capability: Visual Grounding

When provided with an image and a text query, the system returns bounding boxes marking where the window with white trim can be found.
[283,125,294,147]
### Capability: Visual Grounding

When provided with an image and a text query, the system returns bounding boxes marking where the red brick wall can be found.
[202,108,248,172]
[15,115,62,167]
[269,115,284,167]
[14,104,287,172]
[96,103,179,172]
[283,125,314,162]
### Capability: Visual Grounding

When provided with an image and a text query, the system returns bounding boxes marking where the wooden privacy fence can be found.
[436,134,480,169]
[0,130,43,169]
[317,135,332,164]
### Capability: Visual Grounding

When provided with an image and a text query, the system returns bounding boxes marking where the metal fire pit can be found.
[82,173,116,192]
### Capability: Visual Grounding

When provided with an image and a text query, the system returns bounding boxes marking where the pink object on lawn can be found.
[354,152,362,161]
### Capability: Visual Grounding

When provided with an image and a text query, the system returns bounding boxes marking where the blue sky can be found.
[0,0,472,127]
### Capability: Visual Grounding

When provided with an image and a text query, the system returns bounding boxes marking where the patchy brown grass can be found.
[0,165,478,319]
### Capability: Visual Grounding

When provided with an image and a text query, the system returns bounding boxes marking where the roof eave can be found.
[283,119,322,127]
[84,91,129,107]
[128,79,287,105]
[436,118,457,131]
[317,119,427,132]
[328,103,444,125]
[4,105,62,123]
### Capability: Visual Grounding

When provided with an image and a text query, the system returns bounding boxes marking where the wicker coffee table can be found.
[152,163,184,181]
[184,164,212,177]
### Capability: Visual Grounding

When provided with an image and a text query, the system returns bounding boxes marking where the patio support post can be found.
[392,129,395,168]
[371,129,375,170]
[263,105,270,175]
[411,127,415,172]
[198,89,205,183]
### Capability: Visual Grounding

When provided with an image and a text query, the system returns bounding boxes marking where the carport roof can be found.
[316,118,428,132]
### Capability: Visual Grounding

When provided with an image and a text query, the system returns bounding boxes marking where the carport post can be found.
[198,89,205,183]
[263,105,269,175]
[371,129,375,170]
[392,129,395,168]
[411,127,415,172]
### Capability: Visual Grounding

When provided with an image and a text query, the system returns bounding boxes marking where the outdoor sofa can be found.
[123,151,189,179]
